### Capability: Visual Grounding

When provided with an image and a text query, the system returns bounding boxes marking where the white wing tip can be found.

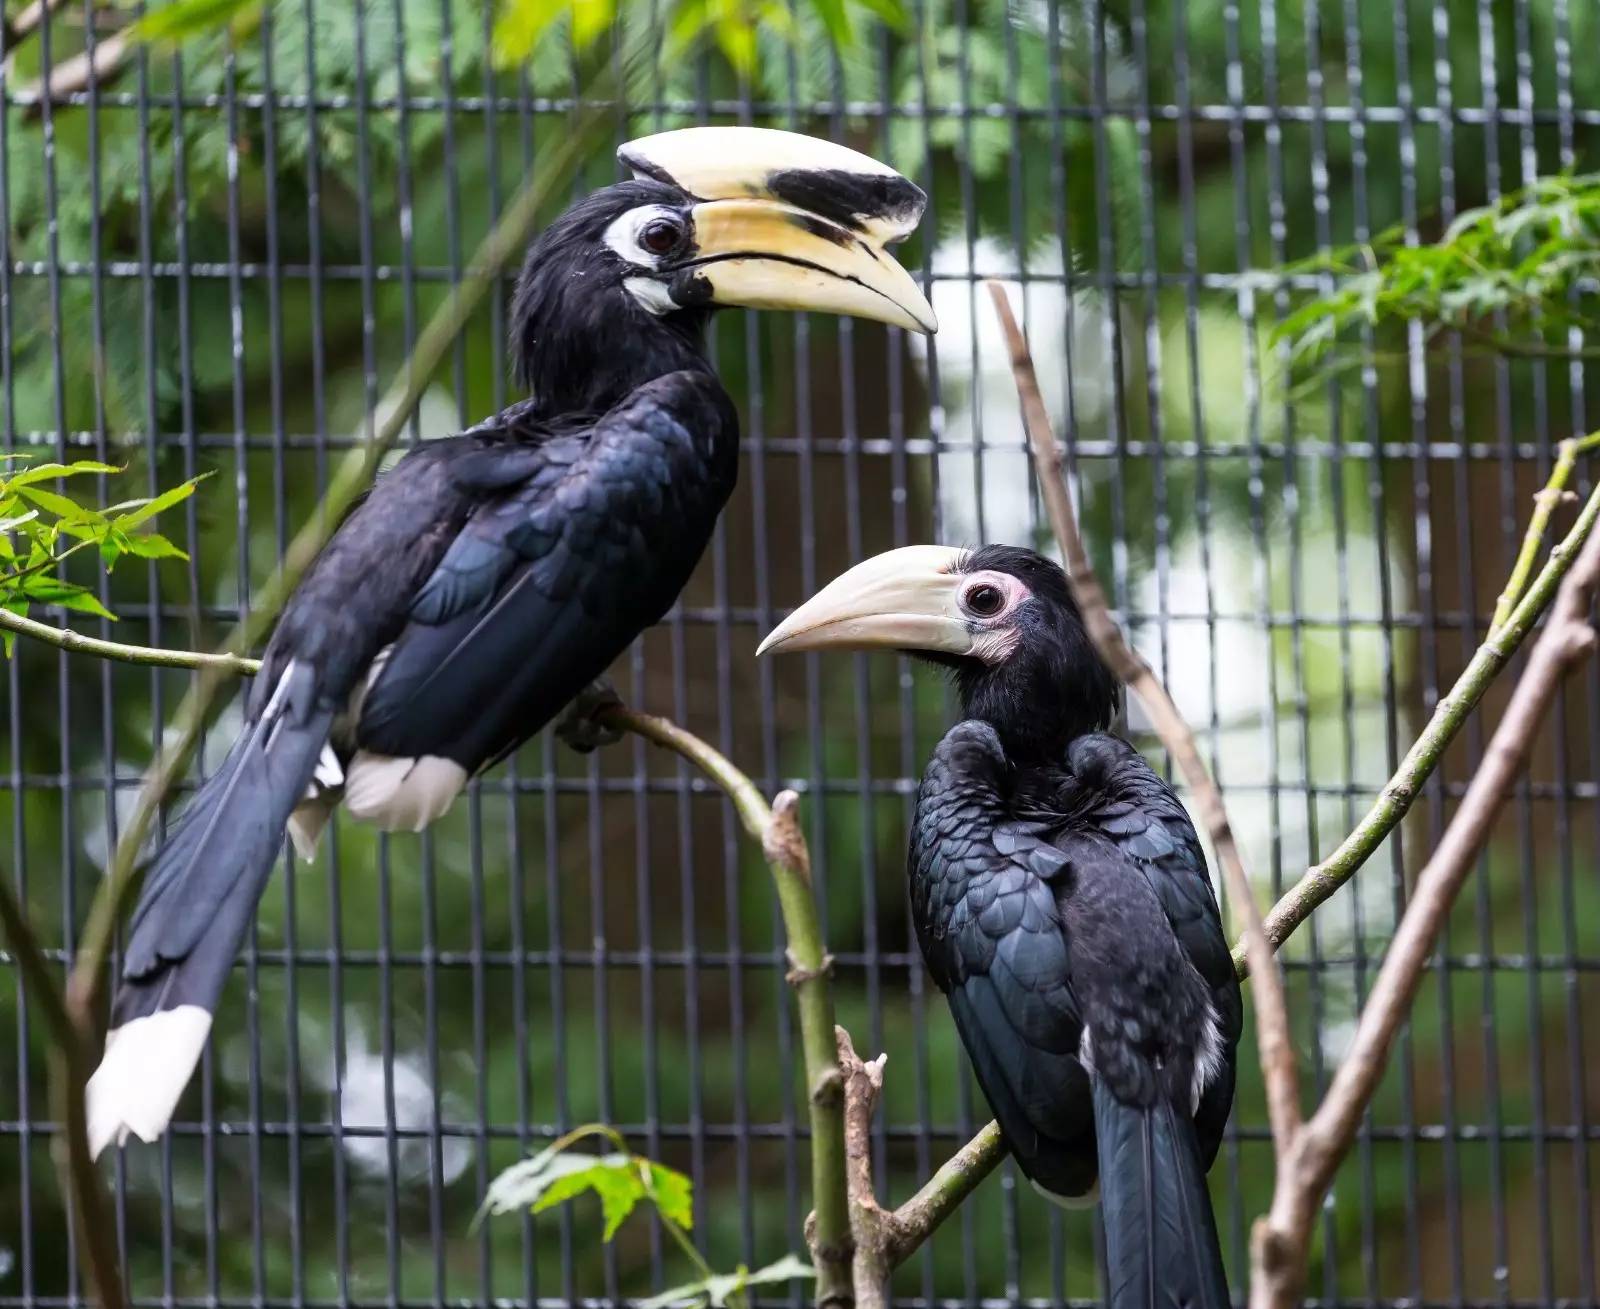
[86,1005,213,1158]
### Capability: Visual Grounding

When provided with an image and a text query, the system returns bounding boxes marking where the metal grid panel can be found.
[1,0,1598,1305]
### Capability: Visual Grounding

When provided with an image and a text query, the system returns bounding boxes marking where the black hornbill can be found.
[86,128,936,1156]
[758,544,1242,1309]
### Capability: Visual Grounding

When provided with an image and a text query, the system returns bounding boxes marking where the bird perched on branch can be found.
[759,544,1241,1309]
[87,128,936,1157]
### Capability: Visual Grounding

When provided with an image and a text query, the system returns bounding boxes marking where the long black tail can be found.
[86,660,333,1157]
[1093,1078,1230,1309]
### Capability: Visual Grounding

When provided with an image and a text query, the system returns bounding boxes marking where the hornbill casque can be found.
[86,127,936,1157]
[759,544,1243,1309]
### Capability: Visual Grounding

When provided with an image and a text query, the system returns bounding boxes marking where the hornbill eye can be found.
[640,217,684,256]
[963,582,1005,617]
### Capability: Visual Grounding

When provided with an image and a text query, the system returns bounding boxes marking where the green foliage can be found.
[639,1254,817,1309]
[481,1124,697,1241]
[126,0,264,45]
[0,458,204,651]
[1273,171,1600,377]
[488,0,901,77]
[481,1125,812,1309]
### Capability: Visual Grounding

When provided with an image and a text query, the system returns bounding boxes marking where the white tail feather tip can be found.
[85,1006,213,1158]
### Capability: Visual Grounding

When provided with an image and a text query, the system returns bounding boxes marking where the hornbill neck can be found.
[515,289,715,422]
[954,636,1119,768]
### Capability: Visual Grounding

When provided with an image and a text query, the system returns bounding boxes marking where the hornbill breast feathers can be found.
[86,128,934,1158]
[761,544,1244,1309]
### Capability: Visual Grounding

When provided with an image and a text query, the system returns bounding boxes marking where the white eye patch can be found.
[605,205,689,316]
[602,204,686,267]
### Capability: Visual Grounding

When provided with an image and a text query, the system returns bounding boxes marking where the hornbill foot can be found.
[555,678,625,754]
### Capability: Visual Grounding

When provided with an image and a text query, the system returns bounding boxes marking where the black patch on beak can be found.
[666,267,716,307]
[791,211,857,247]
[768,169,927,240]
[616,146,682,192]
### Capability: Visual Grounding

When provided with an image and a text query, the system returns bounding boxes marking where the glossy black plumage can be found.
[905,546,1241,1309]
[89,128,937,1157]
[97,182,741,1125]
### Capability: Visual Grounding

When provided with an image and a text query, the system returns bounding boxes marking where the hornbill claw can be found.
[555,678,625,753]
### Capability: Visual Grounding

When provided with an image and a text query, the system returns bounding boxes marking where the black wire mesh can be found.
[2,0,1599,1305]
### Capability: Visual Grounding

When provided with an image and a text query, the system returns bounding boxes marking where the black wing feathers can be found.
[357,370,738,771]
[909,722,1242,1207]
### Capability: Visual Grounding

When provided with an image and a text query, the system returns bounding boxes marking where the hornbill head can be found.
[758,544,1119,759]
[512,127,936,413]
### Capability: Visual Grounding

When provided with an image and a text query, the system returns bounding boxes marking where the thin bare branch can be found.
[984,279,1302,1153]
[884,1121,1005,1265]
[0,876,123,1308]
[1248,523,1600,1309]
[0,0,72,50]
[12,27,130,109]
[0,605,263,674]
[1252,469,1600,963]
[837,1028,891,1309]
[598,708,851,1309]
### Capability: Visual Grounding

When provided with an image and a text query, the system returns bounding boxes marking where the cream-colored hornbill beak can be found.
[619,127,938,334]
[757,545,972,656]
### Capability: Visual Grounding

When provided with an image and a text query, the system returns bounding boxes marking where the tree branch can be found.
[0,110,606,1309]
[0,605,263,674]
[1491,431,1600,631]
[1248,516,1600,1309]
[596,707,852,1309]
[883,1120,1005,1265]
[1252,466,1600,963]
[836,1028,891,1309]
[0,872,123,1307]
[985,280,1302,1152]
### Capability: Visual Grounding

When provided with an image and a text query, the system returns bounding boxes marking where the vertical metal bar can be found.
[1551,0,1597,1296]
[0,10,32,1302]
[1473,4,1516,1300]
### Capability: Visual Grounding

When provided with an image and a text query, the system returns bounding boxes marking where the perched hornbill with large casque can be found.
[86,127,936,1157]
[759,544,1243,1309]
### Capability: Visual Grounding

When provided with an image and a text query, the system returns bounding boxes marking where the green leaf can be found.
[481,1130,632,1215]
[126,0,262,45]
[713,11,757,73]
[111,474,209,532]
[0,601,24,657]
[14,486,106,526]
[637,1254,815,1309]
[808,0,853,48]
[645,1161,694,1231]
[4,460,124,489]
[591,1166,649,1241]
[847,0,907,32]
[120,532,189,561]
[570,0,617,50]
[519,1155,647,1240]
[20,578,116,621]
[492,0,570,67]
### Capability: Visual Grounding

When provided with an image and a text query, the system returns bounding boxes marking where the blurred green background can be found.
[2,0,1599,1304]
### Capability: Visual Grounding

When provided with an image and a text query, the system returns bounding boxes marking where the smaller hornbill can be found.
[759,544,1242,1309]
[85,127,935,1157]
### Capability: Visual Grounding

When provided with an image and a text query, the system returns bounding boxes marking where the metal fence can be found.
[3,0,1599,1305]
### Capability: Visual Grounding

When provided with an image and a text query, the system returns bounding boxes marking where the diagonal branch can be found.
[0,111,607,1309]
[1249,518,1600,1309]
[985,280,1302,1153]
[1253,464,1600,961]
[596,707,851,1309]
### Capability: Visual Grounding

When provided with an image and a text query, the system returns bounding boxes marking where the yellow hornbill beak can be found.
[618,127,938,335]
[757,545,972,656]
